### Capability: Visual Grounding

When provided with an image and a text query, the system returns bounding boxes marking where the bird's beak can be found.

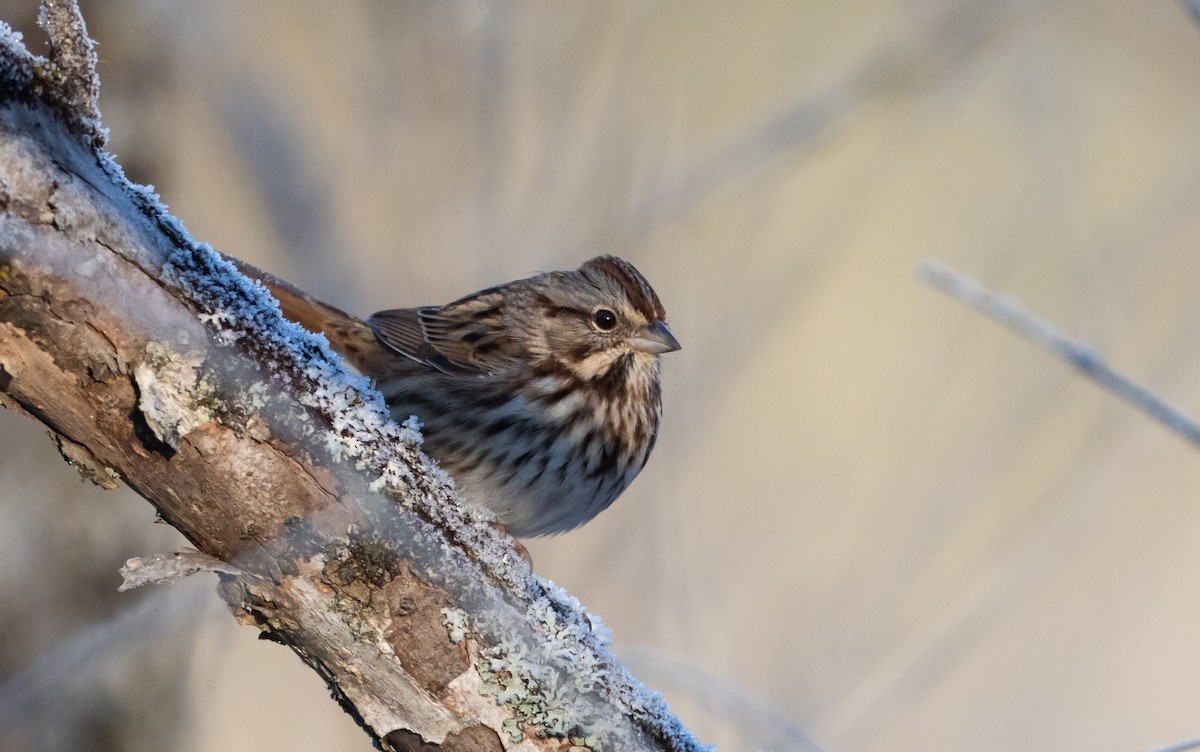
[631,319,681,354]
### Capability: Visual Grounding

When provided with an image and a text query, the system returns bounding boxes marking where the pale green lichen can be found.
[441,606,469,645]
[440,602,583,744]
[476,641,575,743]
[133,342,220,449]
[242,380,270,410]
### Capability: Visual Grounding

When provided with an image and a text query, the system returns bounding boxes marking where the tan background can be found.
[2,2,1200,751]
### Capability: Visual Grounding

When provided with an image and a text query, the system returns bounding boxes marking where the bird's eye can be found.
[592,308,618,331]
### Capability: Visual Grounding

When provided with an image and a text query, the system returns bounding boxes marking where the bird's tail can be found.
[228,257,389,375]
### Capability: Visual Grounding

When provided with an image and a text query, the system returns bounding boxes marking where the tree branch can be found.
[918,260,1200,448]
[0,4,705,750]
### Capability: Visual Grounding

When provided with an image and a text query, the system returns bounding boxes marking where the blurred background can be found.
[2,1,1200,750]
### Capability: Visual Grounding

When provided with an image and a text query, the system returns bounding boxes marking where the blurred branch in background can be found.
[1180,0,1200,27]
[623,645,828,752]
[0,581,206,751]
[630,0,1029,243]
[919,260,1200,448]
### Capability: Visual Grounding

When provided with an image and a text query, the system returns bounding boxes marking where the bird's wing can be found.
[367,291,512,376]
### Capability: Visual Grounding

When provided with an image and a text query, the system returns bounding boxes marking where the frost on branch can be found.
[0,3,706,750]
[34,0,105,145]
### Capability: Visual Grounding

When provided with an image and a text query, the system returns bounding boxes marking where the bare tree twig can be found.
[1179,0,1200,27]
[0,3,706,750]
[918,259,1200,448]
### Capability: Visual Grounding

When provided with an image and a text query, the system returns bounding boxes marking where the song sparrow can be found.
[241,256,679,537]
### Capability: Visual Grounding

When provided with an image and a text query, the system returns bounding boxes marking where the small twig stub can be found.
[119,549,246,591]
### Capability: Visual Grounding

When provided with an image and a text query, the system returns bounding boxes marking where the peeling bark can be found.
[0,3,705,751]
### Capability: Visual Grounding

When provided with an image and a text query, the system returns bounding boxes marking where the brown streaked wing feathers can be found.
[365,308,427,359]
[368,292,512,376]
[366,308,475,376]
